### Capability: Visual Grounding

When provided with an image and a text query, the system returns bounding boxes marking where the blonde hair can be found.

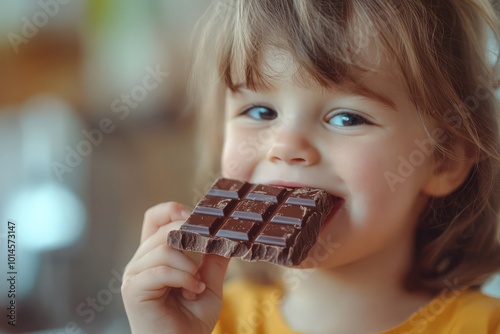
[189,0,500,293]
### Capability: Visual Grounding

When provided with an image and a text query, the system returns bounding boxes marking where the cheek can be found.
[342,146,400,196]
[221,127,261,180]
[335,133,433,218]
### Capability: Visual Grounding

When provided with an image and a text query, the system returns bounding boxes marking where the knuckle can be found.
[158,221,183,236]
[143,202,180,222]
[143,205,160,222]
[121,277,133,295]
[182,270,194,282]
[156,223,178,237]
[152,265,171,278]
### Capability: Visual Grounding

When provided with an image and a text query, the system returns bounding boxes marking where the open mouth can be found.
[321,196,344,230]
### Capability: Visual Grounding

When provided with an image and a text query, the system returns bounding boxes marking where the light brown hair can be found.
[189,0,500,293]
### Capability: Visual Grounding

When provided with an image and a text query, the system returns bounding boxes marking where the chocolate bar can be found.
[167,178,336,266]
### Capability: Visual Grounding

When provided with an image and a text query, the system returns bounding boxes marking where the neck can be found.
[281,232,433,333]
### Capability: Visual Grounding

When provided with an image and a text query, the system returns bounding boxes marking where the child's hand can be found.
[121,202,230,334]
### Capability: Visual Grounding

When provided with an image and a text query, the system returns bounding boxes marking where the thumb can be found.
[198,254,230,298]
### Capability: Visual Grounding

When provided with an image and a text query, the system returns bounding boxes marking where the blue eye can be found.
[326,111,370,127]
[241,106,277,121]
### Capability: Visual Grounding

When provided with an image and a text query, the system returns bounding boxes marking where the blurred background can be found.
[0,1,208,333]
[0,1,498,333]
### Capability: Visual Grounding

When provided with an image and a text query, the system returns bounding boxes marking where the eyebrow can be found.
[338,81,397,111]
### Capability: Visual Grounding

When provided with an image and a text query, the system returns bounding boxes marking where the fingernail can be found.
[198,281,206,292]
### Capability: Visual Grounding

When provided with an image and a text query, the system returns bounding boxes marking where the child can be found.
[121,0,500,332]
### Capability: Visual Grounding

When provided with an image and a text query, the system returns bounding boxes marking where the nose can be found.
[267,131,320,166]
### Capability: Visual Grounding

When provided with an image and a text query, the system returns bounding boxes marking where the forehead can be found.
[230,43,403,101]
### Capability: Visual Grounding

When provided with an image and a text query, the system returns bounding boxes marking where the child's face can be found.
[221,47,436,269]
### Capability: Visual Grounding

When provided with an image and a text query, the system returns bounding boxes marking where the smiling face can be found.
[220,47,438,269]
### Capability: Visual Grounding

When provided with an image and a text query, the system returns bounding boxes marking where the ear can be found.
[422,140,476,197]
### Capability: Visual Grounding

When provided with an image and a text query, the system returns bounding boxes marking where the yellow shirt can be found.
[213,279,500,334]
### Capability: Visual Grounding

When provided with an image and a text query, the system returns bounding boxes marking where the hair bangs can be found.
[217,0,401,92]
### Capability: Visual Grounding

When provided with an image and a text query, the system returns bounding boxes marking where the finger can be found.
[129,244,199,276]
[180,272,202,300]
[182,289,198,301]
[198,254,230,299]
[131,221,183,262]
[141,202,190,243]
[122,266,205,302]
